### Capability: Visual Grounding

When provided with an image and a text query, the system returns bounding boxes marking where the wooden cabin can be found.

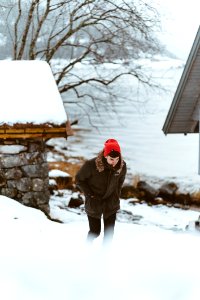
[0,60,72,213]
[163,26,200,135]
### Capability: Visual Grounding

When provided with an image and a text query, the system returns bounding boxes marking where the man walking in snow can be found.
[75,139,127,244]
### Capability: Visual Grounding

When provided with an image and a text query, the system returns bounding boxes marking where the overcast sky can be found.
[155,0,199,60]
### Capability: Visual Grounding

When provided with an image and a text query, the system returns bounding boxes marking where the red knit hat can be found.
[104,139,121,157]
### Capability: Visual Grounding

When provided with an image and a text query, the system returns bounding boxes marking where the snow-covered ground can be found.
[1,193,200,300]
[49,190,200,232]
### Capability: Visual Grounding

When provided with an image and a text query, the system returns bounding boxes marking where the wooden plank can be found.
[174,110,194,117]
[175,115,194,122]
[0,127,66,134]
[167,125,192,129]
[6,129,25,133]
[184,93,199,99]
[172,114,193,119]
[167,130,197,134]
[176,101,195,107]
[175,112,194,118]
[170,116,192,121]
[176,104,197,109]
[0,132,67,139]
[175,105,194,111]
[25,127,66,133]
[0,122,72,139]
[172,124,194,129]
[185,85,200,91]
[187,71,200,76]
[181,89,199,94]
[189,69,200,76]
[43,128,66,133]
[172,119,195,124]
[174,106,194,117]
[180,97,199,103]
[24,128,43,133]
[191,61,200,70]
[183,87,200,95]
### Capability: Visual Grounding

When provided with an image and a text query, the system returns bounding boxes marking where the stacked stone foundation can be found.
[0,139,50,213]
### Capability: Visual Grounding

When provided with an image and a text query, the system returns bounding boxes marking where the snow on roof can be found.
[0,60,67,126]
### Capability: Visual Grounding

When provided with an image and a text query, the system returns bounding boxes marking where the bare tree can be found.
[1,0,163,119]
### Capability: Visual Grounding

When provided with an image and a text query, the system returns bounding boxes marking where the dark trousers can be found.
[87,213,116,243]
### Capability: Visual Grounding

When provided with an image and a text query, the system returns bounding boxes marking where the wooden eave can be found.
[0,120,73,139]
[162,26,200,135]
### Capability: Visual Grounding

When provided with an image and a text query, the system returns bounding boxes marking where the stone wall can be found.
[0,139,50,213]
[121,181,200,210]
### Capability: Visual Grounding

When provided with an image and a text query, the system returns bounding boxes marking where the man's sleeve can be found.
[75,160,94,197]
[118,162,127,194]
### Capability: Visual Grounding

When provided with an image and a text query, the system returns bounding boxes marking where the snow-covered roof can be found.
[0,60,67,126]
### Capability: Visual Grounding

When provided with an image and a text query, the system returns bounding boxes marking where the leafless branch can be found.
[17,0,40,59]
[1,0,164,121]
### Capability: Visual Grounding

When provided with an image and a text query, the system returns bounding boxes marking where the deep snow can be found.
[1,194,200,300]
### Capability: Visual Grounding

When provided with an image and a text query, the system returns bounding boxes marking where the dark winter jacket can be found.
[75,151,127,219]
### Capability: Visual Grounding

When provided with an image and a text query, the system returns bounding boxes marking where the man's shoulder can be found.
[122,160,127,171]
[89,156,97,162]
[84,157,97,166]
